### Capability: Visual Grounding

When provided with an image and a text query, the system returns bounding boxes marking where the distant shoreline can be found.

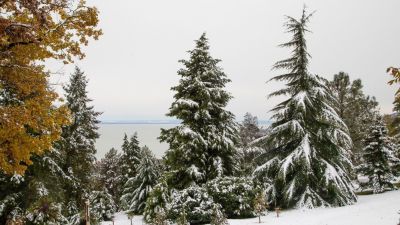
[100,120,272,125]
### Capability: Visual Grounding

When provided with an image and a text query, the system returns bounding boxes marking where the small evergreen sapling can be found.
[152,207,169,225]
[254,191,268,223]
[210,205,229,225]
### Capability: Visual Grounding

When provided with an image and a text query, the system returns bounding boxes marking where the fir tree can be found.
[144,178,171,224]
[357,115,400,193]
[120,146,160,213]
[55,66,101,211]
[254,8,356,208]
[160,33,239,189]
[120,133,142,186]
[89,187,117,222]
[97,148,122,208]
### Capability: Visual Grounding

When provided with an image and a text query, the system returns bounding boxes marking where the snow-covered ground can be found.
[101,190,400,225]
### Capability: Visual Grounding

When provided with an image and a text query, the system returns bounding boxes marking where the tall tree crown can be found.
[160,33,239,189]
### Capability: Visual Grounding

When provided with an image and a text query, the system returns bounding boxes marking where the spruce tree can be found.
[120,146,160,213]
[56,66,101,212]
[160,33,239,189]
[120,133,141,183]
[357,115,400,193]
[254,8,356,208]
[97,148,122,208]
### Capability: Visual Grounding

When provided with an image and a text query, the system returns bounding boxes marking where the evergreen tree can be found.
[144,178,171,224]
[120,133,141,186]
[97,148,122,208]
[328,72,379,163]
[55,66,101,211]
[89,187,117,222]
[357,115,400,193]
[210,205,229,225]
[160,33,239,189]
[238,113,264,175]
[254,8,356,208]
[0,150,74,224]
[120,146,160,213]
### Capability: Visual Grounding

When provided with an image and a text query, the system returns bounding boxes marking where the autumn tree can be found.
[386,67,400,140]
[0,0,101,174]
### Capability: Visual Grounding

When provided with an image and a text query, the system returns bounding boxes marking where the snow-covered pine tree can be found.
[98,148,122,208]
[357,115,400,193]
[89,187,117,222]
[254,8,356,208]
[160,33,239,189]
[120,133,141,186]
[55,66,101,210]
[144,178,171,224]
[120,146,160,213]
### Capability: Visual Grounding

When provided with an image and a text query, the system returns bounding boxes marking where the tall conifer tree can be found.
[254,8,356,208]
[56,66,101,211]
[160,33,239,189]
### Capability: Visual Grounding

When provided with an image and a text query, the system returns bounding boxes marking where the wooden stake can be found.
[85,199,90,225]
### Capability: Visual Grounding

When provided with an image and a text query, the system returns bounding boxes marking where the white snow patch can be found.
[102,190,400,225]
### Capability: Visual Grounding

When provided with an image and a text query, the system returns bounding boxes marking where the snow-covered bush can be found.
[144,180,171,224]
[89,188,117,222]
[205,176,256,218]
[26,197,67,225]
[167,185,216,224]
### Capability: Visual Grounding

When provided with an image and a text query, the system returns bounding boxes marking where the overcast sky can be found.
[49,0,400,122]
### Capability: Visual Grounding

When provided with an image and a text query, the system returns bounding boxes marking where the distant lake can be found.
[95,121,271,159]
[95,123,177,159]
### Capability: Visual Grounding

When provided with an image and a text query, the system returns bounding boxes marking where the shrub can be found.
[167,185,216,224]
[205,176,256,218]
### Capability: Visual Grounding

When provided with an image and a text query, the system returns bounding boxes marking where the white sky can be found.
[49,0,400,121]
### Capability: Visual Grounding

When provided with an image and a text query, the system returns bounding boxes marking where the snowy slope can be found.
[101,190,400,225]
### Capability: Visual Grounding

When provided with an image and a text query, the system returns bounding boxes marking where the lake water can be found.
[95,123,177,159]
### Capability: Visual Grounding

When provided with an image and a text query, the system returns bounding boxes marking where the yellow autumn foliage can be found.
[0,0,102,174]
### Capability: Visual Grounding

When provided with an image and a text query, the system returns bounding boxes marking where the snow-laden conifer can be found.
[55,66,101,210]
[120,133,141,182]
[160,33,239,189]
[254,8,356,208]
[357,115,400,193]
[120,146,159,213]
